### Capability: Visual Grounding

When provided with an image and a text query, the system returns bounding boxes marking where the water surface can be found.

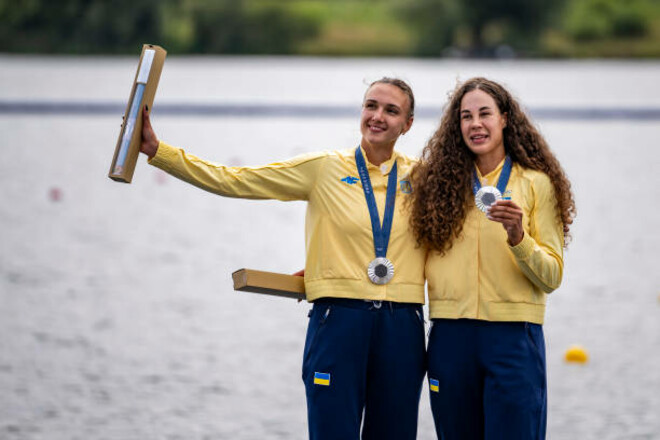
[1,56,659,439]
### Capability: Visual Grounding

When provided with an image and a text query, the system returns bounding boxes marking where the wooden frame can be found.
[108,44,167,183]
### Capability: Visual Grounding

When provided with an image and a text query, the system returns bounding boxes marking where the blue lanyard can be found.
[355,147,398,259]
[472,155,513,195]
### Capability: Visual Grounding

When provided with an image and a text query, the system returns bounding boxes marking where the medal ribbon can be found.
[472,155,513,195]
[355,147,398,259]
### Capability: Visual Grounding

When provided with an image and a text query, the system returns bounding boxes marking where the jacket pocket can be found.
[302,305,331,380]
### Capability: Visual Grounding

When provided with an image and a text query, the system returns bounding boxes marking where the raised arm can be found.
[140,105,323,201]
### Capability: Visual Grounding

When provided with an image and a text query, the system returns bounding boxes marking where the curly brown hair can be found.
[409,77,576,254]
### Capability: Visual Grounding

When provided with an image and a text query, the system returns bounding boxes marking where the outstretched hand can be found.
[486,199,524,246]
[141,105,159,159]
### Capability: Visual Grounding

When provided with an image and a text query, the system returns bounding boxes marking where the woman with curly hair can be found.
[410,77,576,439]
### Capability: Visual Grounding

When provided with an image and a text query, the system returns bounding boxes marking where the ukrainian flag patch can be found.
[429,378,440,393]
[314,372,331,386]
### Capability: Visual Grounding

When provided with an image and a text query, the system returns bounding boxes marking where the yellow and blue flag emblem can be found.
[399,179,412,194]
[314,372,331,386]
[429,378,439,393]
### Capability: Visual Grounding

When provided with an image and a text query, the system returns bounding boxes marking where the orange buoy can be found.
[564,345,589,363]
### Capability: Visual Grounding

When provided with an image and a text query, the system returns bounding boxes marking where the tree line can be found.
[0,0,657,57]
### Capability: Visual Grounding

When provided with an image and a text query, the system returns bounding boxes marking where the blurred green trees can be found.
[563,0,651,40]
[400,0,561,56]
[162,0,319,54]
[0,0,165,53]
[1,0,659,56]
[545,0,659,57]
[0,0,320,54]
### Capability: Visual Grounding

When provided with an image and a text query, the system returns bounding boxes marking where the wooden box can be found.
[232,269,306,301]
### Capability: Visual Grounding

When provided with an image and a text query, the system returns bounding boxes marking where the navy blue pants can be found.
[428,319,547,440]
[302,298,426,440]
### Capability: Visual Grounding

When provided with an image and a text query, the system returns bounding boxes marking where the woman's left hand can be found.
[487,200,524,246]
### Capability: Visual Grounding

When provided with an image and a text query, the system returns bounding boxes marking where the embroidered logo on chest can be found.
[341,176,359,185]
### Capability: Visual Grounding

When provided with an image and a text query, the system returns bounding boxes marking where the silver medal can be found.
[367,257,394,285]
[475,186,502,213]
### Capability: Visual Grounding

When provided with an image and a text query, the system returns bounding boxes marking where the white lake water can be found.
[1,55,659,439]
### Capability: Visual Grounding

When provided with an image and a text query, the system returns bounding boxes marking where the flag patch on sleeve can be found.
[429,378,439,393]
[314,372,331,386]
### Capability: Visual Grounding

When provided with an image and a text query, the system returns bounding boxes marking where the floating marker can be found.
[48,187,62,202]
[564,345,589,363]
[155,170,168,185]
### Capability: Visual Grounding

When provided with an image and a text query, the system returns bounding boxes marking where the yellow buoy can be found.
[564,345,589,363]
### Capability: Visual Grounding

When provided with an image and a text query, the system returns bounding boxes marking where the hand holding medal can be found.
[474,186,502,212]
[472,155,512,213]
[486,200,524,246]
[472,155,523,246]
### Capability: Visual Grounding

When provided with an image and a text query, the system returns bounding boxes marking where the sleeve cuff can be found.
[147,140,177,168]
[509,231,535,260]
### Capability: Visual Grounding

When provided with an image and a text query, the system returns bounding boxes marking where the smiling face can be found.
[460,88,508,166]
[360,83,413,152]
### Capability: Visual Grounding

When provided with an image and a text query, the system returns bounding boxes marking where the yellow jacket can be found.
[426,159,564,324]
[150,141,426,304]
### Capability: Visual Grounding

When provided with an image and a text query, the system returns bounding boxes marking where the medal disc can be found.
[367,257,394,285]
[475,186,502,212]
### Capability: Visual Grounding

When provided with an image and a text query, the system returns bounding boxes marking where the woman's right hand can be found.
[141,105,159,159]
[487,199,524,246]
